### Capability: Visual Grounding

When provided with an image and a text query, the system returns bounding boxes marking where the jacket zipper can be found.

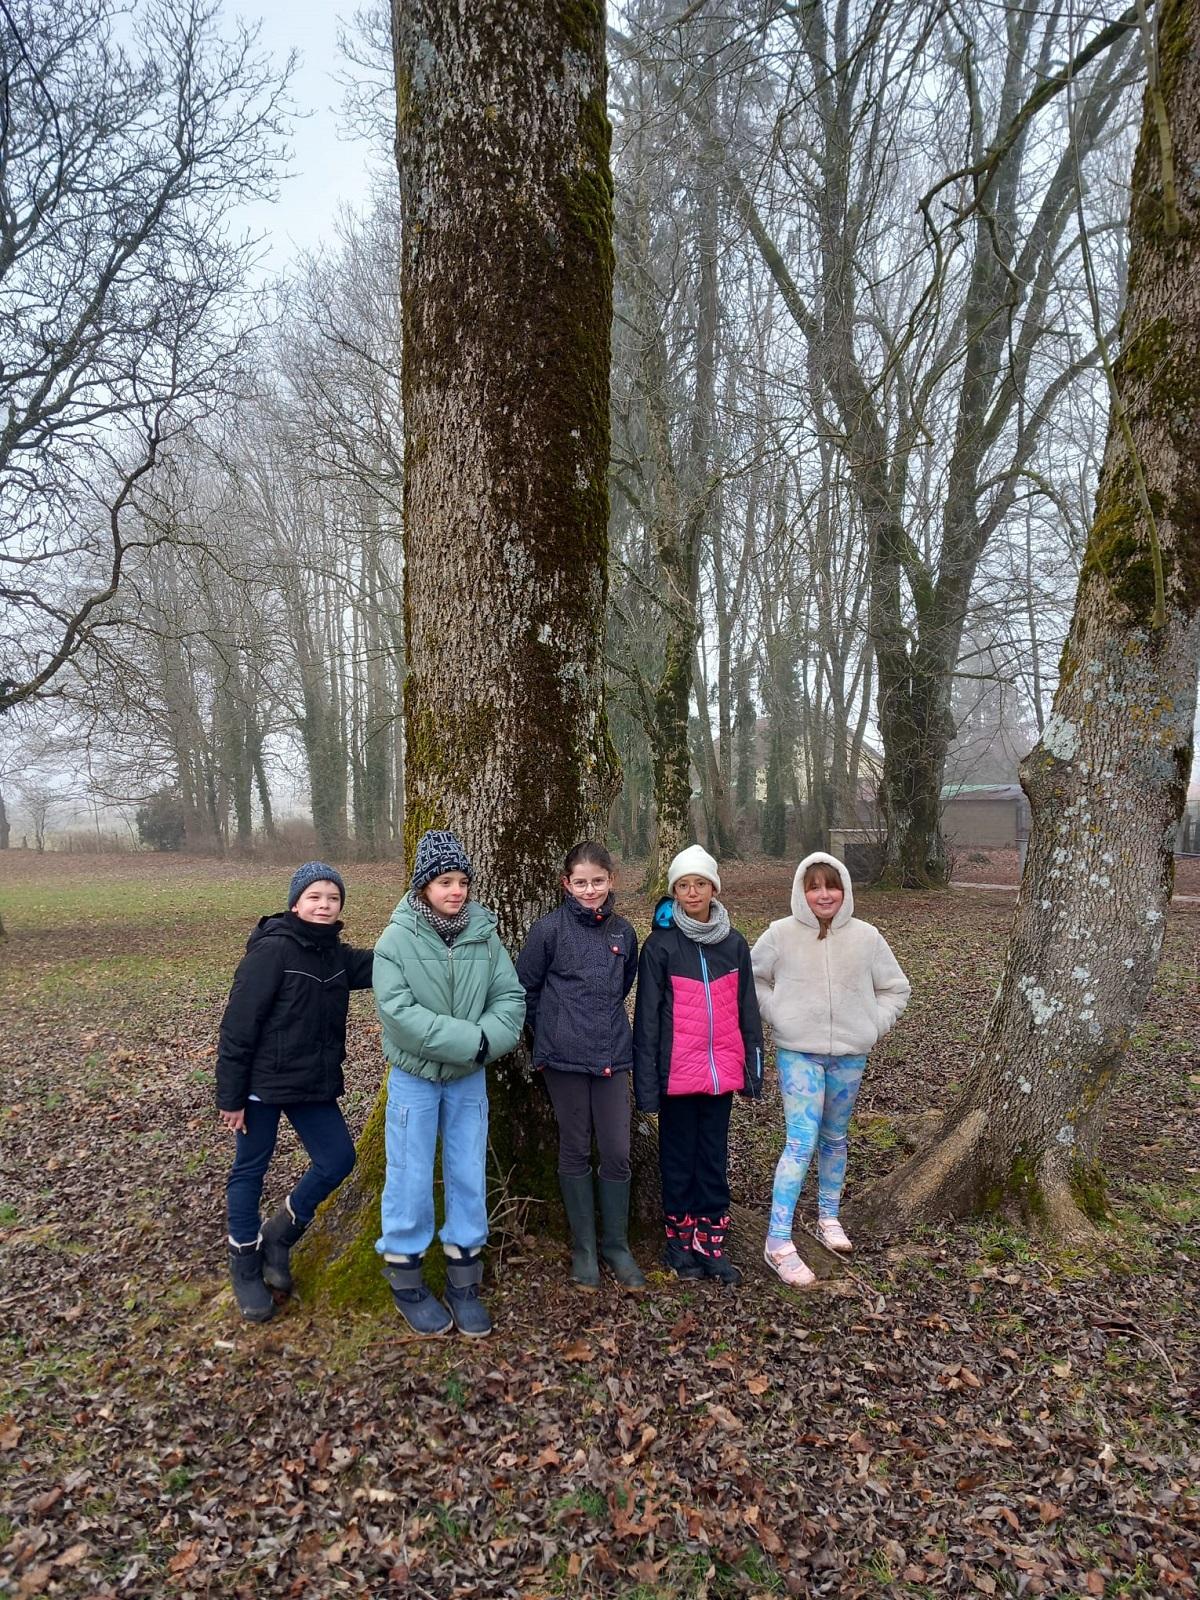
[824,939,833,1055]
[698,948,720,1094]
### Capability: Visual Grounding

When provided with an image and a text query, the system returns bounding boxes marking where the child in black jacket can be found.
[217,862,373,1321]
[517,841,644,1291]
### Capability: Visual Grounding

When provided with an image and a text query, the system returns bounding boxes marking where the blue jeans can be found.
[376,1066,489,1259]
[226,1100,356,1245]
[767,1051,867,1242]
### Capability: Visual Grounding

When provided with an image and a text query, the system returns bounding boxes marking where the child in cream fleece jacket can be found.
[751,852,910,1285]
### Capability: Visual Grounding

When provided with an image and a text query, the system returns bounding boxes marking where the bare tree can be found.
[0,0,291,712]
[857,0,1200,1236]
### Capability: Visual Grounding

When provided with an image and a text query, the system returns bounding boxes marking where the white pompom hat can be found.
[666,845,721,894]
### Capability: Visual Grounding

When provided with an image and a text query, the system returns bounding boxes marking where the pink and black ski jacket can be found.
[632,897,764,1114]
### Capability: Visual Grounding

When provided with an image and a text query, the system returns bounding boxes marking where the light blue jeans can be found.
[767,1051,867,1243]
[376,1066,489,1260]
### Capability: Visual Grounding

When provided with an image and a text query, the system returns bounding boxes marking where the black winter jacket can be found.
[516,896,638,1076]
[216,913,374,1111]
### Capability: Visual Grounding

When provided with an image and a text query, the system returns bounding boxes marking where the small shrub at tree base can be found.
[136,790,186,853]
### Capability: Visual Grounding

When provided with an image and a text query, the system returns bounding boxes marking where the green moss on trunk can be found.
[1069,1160,1112,1224]
[977,1149,1050,1224]
[293,1091,392,1313]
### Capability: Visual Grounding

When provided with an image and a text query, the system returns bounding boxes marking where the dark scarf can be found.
[412,891,471,946]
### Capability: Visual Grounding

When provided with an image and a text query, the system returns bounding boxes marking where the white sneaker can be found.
[816,1217,852,1253]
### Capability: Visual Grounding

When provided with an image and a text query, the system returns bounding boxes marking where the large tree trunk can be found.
[298,0,616,1309]
[855,2,1200,1239]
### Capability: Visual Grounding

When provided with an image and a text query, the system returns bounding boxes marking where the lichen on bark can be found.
[300,1,619,1307]
[853,0,1200,1241]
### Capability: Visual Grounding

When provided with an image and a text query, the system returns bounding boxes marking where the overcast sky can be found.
[230,0,379,272]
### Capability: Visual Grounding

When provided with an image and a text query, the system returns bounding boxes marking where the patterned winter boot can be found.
[662,1213,703,1279]
[692,1215,742,1286]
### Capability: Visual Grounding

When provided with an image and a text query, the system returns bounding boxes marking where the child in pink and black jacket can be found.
[632,846,763,1286]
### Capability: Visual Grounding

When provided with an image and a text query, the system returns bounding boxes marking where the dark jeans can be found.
[658,1092,733,1219]
[542,1067,632,1181]
[226,1100,355,1245]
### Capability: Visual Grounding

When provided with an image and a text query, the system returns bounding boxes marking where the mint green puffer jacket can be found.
[373,894,525,1083]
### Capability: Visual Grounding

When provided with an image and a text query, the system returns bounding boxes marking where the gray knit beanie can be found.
[288,861,346,909]
[410,830,473,892]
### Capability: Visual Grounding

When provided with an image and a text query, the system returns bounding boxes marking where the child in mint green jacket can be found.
[373,830,524,1339]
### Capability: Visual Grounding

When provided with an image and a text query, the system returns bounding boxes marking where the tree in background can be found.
[300,0,617,1305]
[0,0,290,713]
[136,790,186,853]
[858,0,1200,1237]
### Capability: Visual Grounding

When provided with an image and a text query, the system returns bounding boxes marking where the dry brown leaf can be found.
[168,1541,200,1575]
[17,1563,54,1597]
[706,1402,742,1431]
[561,1340,594,1363]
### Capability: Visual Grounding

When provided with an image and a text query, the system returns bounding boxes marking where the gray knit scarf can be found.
[672,898,731,945]
[411,891,471,945]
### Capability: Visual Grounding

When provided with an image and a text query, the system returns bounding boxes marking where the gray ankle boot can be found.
[597,1177,646,1289]
[558,1172,600,1288]
[228,1239,275,1322]
[444,1246,492,1337]
[260,1196,309,1294]
[382,1255,452,1336]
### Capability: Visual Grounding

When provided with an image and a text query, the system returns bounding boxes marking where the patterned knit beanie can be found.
[288,861,346,909]
[410,829,473,891]
[666,844,721,894]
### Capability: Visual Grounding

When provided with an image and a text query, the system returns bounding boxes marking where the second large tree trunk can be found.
[297,0,617,1308]
[855,1,1200,1239]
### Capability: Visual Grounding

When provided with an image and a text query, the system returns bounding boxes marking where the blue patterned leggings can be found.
[767,1051,867,1242]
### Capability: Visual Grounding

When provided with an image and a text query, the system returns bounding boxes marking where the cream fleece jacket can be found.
[750,852,911,1057]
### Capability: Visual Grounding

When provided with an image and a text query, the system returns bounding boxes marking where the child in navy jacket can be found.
[517,842,644,1290]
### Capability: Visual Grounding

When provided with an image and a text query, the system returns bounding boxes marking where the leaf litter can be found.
[0,853,1196,1597]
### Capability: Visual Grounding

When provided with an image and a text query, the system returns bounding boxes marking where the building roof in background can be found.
[941,784,1026,802]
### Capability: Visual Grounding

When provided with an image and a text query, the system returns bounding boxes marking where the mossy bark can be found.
[300,0,617,1306]
[855,0,1200,1239]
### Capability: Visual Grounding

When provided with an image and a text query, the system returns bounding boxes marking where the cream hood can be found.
[791,851,855,929]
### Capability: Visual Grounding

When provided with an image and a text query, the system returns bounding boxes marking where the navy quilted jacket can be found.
[516,896,639,1076]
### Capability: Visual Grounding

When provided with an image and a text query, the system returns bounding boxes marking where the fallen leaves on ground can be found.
[0,855,1197,1597]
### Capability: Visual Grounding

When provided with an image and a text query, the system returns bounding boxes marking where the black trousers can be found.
[542,1067,632,1181]
[658,1092,733,1219]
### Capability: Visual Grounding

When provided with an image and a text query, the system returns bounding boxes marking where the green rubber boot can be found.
[558,1172,600,1288]
[597,1177,647,1290]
